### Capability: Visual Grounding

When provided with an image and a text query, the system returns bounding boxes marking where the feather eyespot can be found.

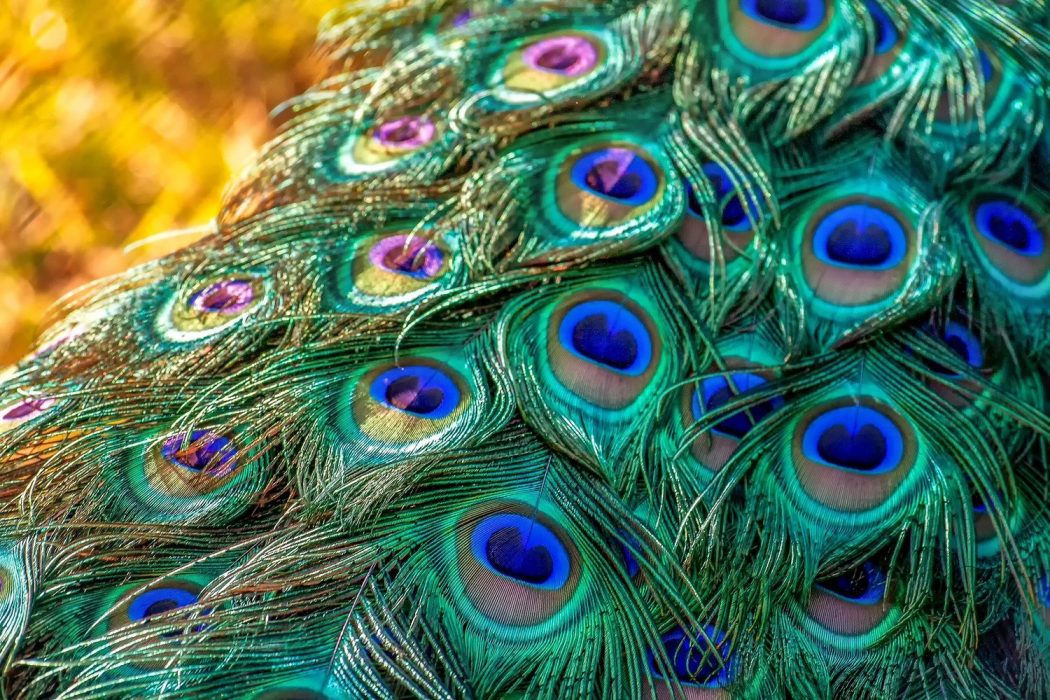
[368,365,462,420]
[455,502,581,627]
[338,115,441,176]
[113,428,264,524]
[333,228,455,312]
[103,578,209,668]
[854,0,905,85]
[649,626,737,690]
[554,142,666,230]
[790,397,917,512]
[677,163,761,267]
[808,561,892,636]
[791,188,923,327]
[162,274,267,342]
[726,0,833,60]
[496,30,606,104]
[679,340,784,475]
[547,292,661,410]
[342,356,473,451]
[964,189,1050,298]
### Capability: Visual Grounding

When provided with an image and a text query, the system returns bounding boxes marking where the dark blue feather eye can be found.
[974,200,1044,257]
[815,562,886,605]
[923,321,984,378]
[160,431,238,476]
[471,513,571,589]
[978,49,993,83]
[692,372,783,438]
[863,0,897,55]
[455,502,582,628]
[127,587,199,622]
[740,0,826,30]
[812,203,908,270]
[649,626,736,688]
[570,148,659,206]
[688,162,761,232]
[368,365,461,419]
[559,299,653,376]
[802,405,903,474]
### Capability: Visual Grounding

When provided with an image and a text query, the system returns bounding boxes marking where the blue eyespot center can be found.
[560,299,653,375]
[864,0,897,55]
[741,0,826,31]
[650,627,736,688]
[571,147,659,206]
[687,164,759,232]
[128,587,199,622]
[471,513,572,589]
[693,373,783,439]
[815,562,886,605]
[923,321,983,377]
[802,405,905,474]
[812,203,908,270]
[370,365,461,420]
[974,200,1044,256]
[161,431,237,475]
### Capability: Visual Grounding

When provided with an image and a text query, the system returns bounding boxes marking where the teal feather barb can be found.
[3,0,1050,697]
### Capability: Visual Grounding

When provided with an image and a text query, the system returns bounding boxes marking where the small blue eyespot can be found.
[974,200,1044,257]
[815,561,886,605]
[741,0,826,31]
[812,203,908,270]
[802,405,905,474]
[571,148,659,206]
[649,626,736,688]
[863,0,898,55]
[692,373,783,438]
[471,513,572,589]
[369,365,461,419]
[128,587,199,622]
[559,299,653,376]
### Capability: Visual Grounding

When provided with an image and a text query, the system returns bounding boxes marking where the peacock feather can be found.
[3,0,1050,698]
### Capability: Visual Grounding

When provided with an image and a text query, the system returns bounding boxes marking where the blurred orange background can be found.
[0,0,332,365]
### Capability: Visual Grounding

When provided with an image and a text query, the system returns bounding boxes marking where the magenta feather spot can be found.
[368,235,445,279]
[189,280,256,314]
[522,36,598,76]
[1,397,55,423]
[372,116,437,149]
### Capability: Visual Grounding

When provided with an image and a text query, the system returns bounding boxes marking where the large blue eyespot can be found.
[570,148,659,206]
[127,587,200,622]
[692,373,784,438]
[558,299,653,375]
[649,626,736,688]
[470,513,572,589]
[801,405,904,474]
[863,0,897,55]
[740,0,826,31]
[974,200,1044,257]
[815,561,886,605]
[812,203,908,270]
[368,365,462,419]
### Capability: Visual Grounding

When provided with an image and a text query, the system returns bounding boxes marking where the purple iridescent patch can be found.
[189,279,256,314]
[522,35,598,77]
[372,116,437,149]
[1,397,55,423]
[160,430,238,477]
[369,235,444,279]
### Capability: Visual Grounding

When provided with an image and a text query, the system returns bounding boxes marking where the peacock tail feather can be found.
[3,0,1050,697]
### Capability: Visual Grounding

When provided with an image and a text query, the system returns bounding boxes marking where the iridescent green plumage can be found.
[2,0,1050,698]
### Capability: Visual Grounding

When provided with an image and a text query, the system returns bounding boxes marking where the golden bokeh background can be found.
[0,0,332,365]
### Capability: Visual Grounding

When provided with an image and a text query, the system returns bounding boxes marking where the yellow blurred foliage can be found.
[0,0,332,364]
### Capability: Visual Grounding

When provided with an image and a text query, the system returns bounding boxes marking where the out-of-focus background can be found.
[0,0,332,365]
